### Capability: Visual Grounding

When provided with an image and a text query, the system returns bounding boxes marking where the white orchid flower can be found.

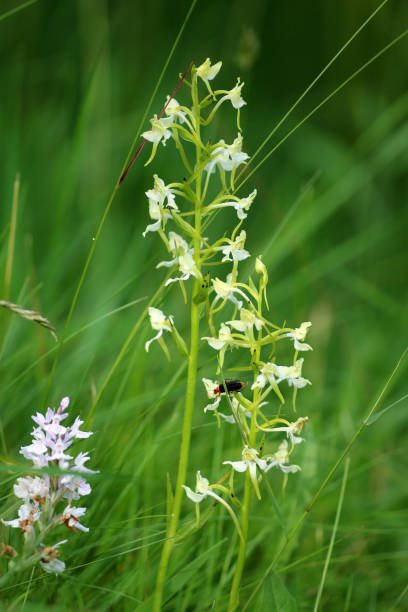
[224,78,247,109]
[225,133,250,169]
[143,175,178,237]
[146,174,178,210]
[227,307,263,334]
[202,323,241,368]
[60,505,89,533]
[222,189,257,220]
[156,231,200,286]
[205,134,249,174]
[164,97,187,123]
[212,276,252,309]
[142,115,173,145]
[204,140,231,174]
[13,476,49,501]
[40,540,67,574]
[196,58,222,88]
[262,416,309,445]
[221,230,250,262]
[274,358,311,389]
[266,440,301,474]
[286,321,312,351]
[41,557,66,574]
[251,362,280,390]
[202,378,219,399]
[183,471,243,540]
[183,471,222,504]
[2,501,40,536]
[142,199,169,237]
[142,115,174,165]
[165,250,200,286]
[201,378,222,412]
[202,322,235,353]
[145,307,174,352]
[210,189,256,220]
[224,446,269,499]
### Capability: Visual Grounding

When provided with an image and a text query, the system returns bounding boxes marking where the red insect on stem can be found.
[118,59,194,186]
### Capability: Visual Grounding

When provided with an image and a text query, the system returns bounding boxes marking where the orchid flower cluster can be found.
[145,59,312,610]
[184,258,312,528]
[1,397,97,576]
[143,60,258,355]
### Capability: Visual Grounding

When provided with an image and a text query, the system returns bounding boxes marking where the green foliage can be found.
[254,572,298,611]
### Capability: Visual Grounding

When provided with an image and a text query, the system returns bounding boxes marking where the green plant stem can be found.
[152,295,201,611]
[228,466,252,611]
[3,173,19,300]
[1,173,20,356]
[0,0,38,22]
[313,458,350,611]
[228,317,263,610]
[152,68,202,612]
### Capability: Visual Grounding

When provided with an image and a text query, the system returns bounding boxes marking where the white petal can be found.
[142,219,162,237]
[41,558,66,574]
[294,339,312,351]
[207,338,226,350]
[145,329,163,352]
[223,460,248,473]
[182,485,206,503]
[218,412,236,424]
[280,464,301,473]
[164,273,190,286]
[289,377,311,389]
[204,396,221,412]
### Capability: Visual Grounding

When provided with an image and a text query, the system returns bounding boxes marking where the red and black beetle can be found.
[214,380,245,395]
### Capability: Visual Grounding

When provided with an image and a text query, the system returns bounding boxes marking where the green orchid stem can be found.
[152,292,200,611]
[153,67,202,612]
[228,321,262,610]
[228,468,252,611]
[228,409,258,611]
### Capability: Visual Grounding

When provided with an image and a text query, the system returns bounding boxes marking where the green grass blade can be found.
[0,0,38,22]
[313,458,350,612]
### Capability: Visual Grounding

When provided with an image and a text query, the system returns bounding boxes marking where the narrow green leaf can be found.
[255,572,298,611]
[366,393,408,425]
[262,473,288,539]
[165,540,226,600]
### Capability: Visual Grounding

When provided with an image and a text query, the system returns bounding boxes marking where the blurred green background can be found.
[1,0,408,609]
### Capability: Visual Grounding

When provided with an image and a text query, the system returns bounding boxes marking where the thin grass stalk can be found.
[3,173,19,300]
[0,173,20,358]
[313,457,350,611]
[0,0,38,22]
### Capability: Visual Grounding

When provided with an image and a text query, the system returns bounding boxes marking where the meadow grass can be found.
[1,0,408,610]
